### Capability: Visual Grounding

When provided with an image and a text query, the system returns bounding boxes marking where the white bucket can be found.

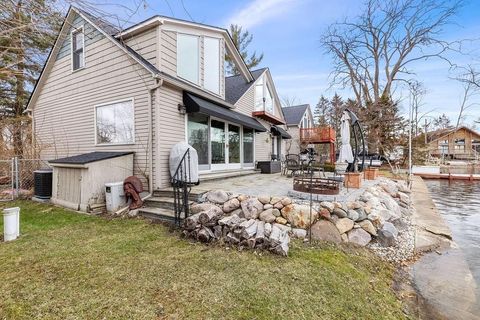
[3,207,20,241]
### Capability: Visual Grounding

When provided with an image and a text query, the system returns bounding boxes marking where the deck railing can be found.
[300,127,336,143]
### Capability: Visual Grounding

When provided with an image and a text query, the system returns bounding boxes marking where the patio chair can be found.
[285,154,302,176]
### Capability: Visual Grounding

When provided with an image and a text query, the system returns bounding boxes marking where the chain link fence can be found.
[0,158,50,202]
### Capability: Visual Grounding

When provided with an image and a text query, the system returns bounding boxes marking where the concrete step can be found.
[144,196,194,210]
[153,188,207,201]
[137,207,181,223]
[199,169,259,182]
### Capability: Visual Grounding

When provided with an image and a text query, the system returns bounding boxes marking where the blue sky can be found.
[94,0,480,126]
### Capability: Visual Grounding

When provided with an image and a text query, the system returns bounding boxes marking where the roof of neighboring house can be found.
[426,126,480,143]
[225,68,266,104]
[49,151,133,164]
[282,104,309,126]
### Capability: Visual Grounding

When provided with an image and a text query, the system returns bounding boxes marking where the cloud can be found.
[225,0,298,29]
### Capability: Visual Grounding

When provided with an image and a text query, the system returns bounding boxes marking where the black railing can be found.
[171,149,192,227]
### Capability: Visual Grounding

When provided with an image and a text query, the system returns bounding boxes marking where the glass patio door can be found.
[210,119,242,170]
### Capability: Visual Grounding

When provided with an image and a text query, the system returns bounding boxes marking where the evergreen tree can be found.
[313,95,330,126]
[225,24,263,75]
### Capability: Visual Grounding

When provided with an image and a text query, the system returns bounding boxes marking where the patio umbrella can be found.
[337,111,354,164]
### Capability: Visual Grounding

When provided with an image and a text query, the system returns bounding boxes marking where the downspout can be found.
[147,78,163,195]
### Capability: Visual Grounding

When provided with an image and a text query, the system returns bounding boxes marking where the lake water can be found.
[424,179,480,288]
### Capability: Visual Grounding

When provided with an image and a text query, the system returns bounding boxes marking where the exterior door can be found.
[228,124,241,169]
[211,119,227,170]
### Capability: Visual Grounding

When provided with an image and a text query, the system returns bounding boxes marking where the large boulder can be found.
[347,209,359,221]
[319,207,331,220]
[320,201,335,212]
[259,209,276,223]
[310,220,342,244]
[359,220,377,236]
[378,221,398,247]
[258,195,271,204]
[347,228,372,246]
[335,218,354,234]
[333,207,348,218]
[206,190,229,204]
[355,207,368,221]
[223,198,240,213]
[281,204,318,229]
[190,203,223,215]
[281,197,292,206]
[367,212,385,229]
[240,198,264,219]
[270,196,283,205]
[291,228,307,239]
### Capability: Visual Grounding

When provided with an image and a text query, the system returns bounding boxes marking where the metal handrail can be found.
[171,149,192,227]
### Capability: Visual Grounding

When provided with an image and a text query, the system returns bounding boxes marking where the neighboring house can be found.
[282,104,314,155]
[426,126,480,160]
[27,7,290,197]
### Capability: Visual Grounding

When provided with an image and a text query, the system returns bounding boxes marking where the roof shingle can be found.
[225,68,266,104]
[282,104,309,126]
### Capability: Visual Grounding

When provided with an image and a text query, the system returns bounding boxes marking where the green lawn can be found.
[0,201,407,319]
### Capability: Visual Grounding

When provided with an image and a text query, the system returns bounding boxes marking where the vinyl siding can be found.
[123,26,158,67]
[234,84,255,116]
[56,15,104,61]
[286,126,301,155]
[33,13,156,190]
[155,84,186,189]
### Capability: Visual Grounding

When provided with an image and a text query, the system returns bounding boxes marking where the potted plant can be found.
[344,171,362,188]
[364,167,379,180]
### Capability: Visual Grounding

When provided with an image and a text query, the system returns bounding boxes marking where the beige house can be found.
[427,126,480,160]
[282,104,314,154]
[27,7,291,195]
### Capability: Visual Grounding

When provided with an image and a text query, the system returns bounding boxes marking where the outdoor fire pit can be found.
[293,176,340,195]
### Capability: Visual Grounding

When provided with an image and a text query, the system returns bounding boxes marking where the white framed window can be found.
[71,27,85,71]
[95,99,135,145]
[204,37,221,94]
[254,76,275,114]
[177,33,199,84]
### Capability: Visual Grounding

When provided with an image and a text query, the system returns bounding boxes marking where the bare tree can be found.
[321,0,463,105]
[408,81,432,136]
[452,65,480,127]
[281,95,298,107]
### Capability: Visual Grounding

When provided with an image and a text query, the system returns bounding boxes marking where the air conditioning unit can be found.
[105,182,126,213]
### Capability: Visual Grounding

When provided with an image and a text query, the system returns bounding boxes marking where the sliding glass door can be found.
[187,115,255,171]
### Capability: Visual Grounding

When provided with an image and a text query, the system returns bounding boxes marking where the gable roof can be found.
[225,68,266,104]
[282,104,309,126]
[427,126,480,143]
[27,6,242,111]
[115,15,254,82]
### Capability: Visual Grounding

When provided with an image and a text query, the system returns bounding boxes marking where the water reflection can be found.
[425,179,480,288]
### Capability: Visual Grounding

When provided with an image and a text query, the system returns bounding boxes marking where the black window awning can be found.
[271,125,292,139]
[183,92,267,132]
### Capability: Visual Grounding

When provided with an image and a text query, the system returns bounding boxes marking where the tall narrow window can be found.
[177,34,199,84]
[204,37,220,94]
[72,29,84,70]
[96,99,134,144]
[243,128,254,164]
[255,78,264,111]
[254,76,275,114]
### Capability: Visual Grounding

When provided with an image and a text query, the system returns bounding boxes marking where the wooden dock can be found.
[414,173,480,181]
